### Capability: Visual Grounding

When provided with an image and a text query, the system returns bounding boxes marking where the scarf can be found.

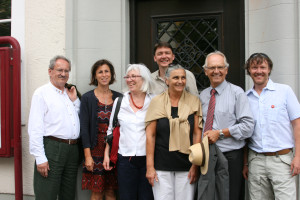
[145,89,202,154]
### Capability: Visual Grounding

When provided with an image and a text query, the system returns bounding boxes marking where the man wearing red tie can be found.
[199,51,254,200]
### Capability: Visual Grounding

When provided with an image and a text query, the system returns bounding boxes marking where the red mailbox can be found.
[0,47,13,157]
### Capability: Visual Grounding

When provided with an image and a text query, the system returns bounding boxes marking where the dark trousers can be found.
[223,148,244,200]
[117,154,154,200]
[34,137,79,200]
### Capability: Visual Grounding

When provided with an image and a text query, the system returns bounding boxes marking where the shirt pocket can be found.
[214,111,236,129]
[266,107,279,122]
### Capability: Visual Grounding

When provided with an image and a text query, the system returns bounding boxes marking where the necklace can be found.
[130,93,143,109]
[95,89,111,112]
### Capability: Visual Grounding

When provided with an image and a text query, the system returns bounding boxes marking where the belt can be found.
[256,148,292,156]
[46,136,78,145]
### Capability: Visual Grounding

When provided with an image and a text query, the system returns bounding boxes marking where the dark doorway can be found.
[130,0,245,91]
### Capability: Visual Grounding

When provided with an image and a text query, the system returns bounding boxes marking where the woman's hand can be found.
[103,154,112,171]
[146,167,158,186]
[103,143,112,170]
[85,156,94,172]
[188,164,199,184]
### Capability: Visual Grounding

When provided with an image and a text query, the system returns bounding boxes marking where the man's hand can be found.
[242,165,248,180]
[37,162,50,177]
[66,86,78,102]
[291,156,300,176]
[146,167,158,186]
[188,164,199,184]
[204,130,219,144]
[85,156,94,172]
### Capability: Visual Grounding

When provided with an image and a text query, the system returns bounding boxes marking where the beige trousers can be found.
[248,149,296,200]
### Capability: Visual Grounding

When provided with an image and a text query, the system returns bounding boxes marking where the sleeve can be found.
[80,95,91,148]
[186,70,199,96]
[28,92,48,165]
[228,92,255,140]
[73,98,80,114]
[197,98,203,129]
[107,97,119,136]
[286,86,300,121]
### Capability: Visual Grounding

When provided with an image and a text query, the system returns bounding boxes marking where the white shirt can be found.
[28,82,80,164]
[246,79,300,152]
[107,91,154,156]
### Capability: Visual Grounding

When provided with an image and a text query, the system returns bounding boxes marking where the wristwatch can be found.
[219,129,225,140]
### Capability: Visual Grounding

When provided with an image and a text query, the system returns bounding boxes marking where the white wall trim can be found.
[11,0,25,124]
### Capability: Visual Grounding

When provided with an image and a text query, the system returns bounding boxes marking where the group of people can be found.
[28,41,300,200]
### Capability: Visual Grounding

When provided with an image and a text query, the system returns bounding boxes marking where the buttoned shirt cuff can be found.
[73,98,80,107]
[35,155,48,165]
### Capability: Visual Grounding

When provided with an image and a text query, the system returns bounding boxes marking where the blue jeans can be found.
[117,154,154,200]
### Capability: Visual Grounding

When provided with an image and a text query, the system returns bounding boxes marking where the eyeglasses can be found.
[123,75,142,80]
[54,69,70,74]
[205,66,227,71]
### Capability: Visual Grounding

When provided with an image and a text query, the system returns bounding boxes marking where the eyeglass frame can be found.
[123,75,142,80]
[53,68,70,74]
[205,66,227,71]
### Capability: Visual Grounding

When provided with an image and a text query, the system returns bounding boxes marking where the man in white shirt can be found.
[28,55,80,200]
[244,53,300,200]
[151,41,199,96]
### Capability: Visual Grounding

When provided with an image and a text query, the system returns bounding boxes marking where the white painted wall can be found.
[245,0,300,98]
[66,0,130,95]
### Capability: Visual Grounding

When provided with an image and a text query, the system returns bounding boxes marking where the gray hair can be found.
[165,64,186,79]
[125,63,153,93]
[202,51,229,68]
[49,55,71,70]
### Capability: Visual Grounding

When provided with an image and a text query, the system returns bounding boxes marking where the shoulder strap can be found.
[112,95,123,127]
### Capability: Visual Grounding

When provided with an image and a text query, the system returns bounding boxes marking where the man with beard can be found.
[28,55,80,200]
[151,41,199,96]
[243,53,300,200]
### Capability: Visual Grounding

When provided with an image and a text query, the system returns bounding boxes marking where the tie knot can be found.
[211,89,216,95]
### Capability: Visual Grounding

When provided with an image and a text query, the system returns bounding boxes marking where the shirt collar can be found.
[246,78,275,96]
[154,70,166,81]
[265,79,275,91]
[210,80,228,95]
[48,82,66,94]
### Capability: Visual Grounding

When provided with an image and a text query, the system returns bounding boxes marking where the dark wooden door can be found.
[130,0,245,90]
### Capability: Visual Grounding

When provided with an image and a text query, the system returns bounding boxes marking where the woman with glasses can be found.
[104,64,155,200]
[80,59,121,200]
[145,64,202,200]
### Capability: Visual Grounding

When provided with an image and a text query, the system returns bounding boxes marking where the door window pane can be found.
[154,15,221,90]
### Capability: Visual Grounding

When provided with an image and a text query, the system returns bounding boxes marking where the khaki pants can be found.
[248,149,296,200]
[34,137,79,200]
